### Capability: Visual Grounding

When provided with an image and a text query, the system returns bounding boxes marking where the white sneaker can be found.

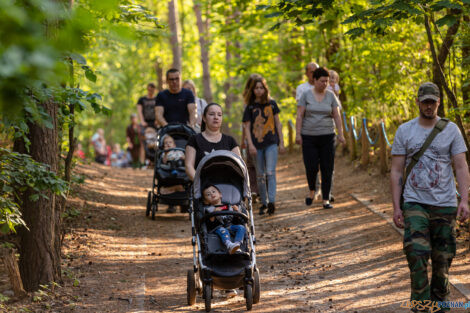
[225,241,240,254]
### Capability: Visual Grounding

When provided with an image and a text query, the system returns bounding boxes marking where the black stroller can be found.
[145,123,196,220]
[187,150,260,311]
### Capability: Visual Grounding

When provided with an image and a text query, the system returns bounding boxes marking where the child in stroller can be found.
[202,185,246,254]
[160,135,185,195]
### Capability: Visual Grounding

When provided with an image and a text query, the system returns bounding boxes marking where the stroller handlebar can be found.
[201,210,249,224]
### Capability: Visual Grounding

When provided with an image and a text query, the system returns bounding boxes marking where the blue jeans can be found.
[215,225,246,244]
[255,144,278,205]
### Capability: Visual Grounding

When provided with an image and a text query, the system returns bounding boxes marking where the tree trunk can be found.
[222,8,241,137]
[155,59,164,92]
[168,0,182,71]
[223,39,233,136]
[424,14,470,164]
[1,247,26,298]
[432,9,462,117]
[462,15,470,118]
[19,99,61,291]
[194,1,213,103]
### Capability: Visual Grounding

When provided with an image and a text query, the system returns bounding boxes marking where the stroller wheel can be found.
[204,284,211,312]
[187,269,196,306]
[151,203,158,220]
[245,284,253,311]
[253,268,260,304]
[146,191,152,216]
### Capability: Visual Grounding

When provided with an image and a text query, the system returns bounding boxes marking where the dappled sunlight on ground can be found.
[5,151,468,312]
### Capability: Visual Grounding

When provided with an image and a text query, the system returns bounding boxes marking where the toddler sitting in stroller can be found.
[160,135,185,195]
[202,185,246,254]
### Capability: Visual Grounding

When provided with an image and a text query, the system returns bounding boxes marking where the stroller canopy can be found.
[193,150,250,202]
[157,123,196,149]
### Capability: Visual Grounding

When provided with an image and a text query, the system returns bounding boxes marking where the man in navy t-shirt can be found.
[155,69,196,127]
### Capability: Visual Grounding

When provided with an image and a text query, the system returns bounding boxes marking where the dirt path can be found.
[3,151,469,312]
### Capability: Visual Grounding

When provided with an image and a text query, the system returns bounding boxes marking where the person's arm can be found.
[295,106,305,145]
[126,136,133,149]
[274,114,285,153]
[332,106,345,144]
[390,155,406,228]
[241,126,246,150]
[453,152,470,222]
[196,100,202,127]
[243,121,256,156]
[185,145,197,181]
[136,104,147,127]
[187,102,196,127]
[155,106,167,127]
[231,146,241,156]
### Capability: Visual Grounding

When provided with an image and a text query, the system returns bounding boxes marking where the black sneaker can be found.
[323,203,333,209]
[259,205,267,215]
[330,195,335,202]
[166,205,176,213]
[305,197,313,206]
[267,202,275,215]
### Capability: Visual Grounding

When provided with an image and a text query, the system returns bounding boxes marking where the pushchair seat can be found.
[216,183,241,205]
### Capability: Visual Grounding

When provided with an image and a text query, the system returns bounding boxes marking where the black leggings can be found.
[301,134,335,200]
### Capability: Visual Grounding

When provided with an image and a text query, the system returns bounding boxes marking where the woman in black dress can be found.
[185,103,240,180]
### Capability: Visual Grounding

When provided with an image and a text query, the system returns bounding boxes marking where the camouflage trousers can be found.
[402,202,457,310]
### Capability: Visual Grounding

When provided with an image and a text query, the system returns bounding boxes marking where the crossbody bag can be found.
[400,118,449,209]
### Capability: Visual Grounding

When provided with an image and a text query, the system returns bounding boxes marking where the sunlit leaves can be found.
[0,148,68,234]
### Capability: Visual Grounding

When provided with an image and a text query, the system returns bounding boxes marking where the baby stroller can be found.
[145,123,196,219]
[187,150,260,312]
[143,126,158,162]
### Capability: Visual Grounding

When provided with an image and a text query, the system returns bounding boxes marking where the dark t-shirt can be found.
[126,124,141,147]
[137,96,157,124]
[187,133,238,168]
[156,88,195,124]
[242,100,280,149]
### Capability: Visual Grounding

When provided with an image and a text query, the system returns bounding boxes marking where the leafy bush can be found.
[0,148,68,234]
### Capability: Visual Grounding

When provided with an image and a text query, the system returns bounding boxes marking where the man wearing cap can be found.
[390,82,469,312]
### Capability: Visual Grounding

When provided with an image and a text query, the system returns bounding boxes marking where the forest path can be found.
[57,151,469,313]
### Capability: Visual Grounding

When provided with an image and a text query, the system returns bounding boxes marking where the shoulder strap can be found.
[404,118,449,182]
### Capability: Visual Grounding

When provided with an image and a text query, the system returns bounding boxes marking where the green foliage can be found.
[0,148,68,234]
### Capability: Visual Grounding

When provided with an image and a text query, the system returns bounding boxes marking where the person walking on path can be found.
[185,103,240,181]
[155,69,196,128]
[182,79,208,131]
[391,82,469,312]
[296,62,318,103]
[296,67,345,209]
[137,82,158,129]
[243,76,285,215]
[91,128,108,164]
[296,62,322,201]
[126,113,144,168]
[241,74,262,200]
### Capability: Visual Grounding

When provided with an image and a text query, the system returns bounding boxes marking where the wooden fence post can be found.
[1,247,26,297]
[360,118,369,167]
[349,117,357,160]
[288,120,294,153]
[379,122,388,174]
[342,118,349,156]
